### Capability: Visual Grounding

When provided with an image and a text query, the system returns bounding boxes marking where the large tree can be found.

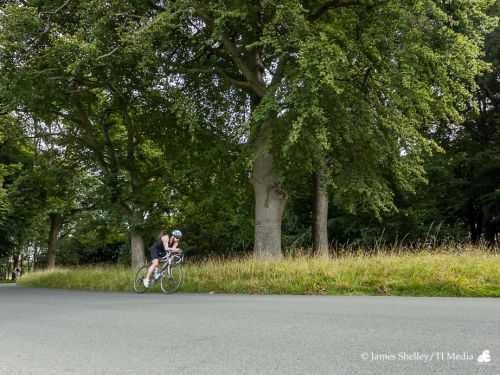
[139,0,495,257]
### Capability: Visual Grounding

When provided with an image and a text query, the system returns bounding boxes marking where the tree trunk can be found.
[312,170,329,257]
[130,230,145,269]
[47,213,63,269]
[467,200,483,245]
[8,255,13,280]
[13,253,18,267]
[11,253,19,280]
[470,214,483,245]
[252,145,287,258]
[32,242,39,272]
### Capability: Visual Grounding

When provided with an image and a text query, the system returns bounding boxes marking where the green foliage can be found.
[56,209,129,265]
[1,1,182,250]
[277,0,496,217]
[375,3,500,246]
[0,114,35,256]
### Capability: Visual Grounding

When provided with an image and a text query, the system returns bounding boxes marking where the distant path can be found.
[1,286,499,375]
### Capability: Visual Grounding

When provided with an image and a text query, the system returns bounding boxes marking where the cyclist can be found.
[143,229,183,288]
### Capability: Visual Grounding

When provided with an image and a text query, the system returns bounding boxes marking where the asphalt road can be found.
[1,284,499,375]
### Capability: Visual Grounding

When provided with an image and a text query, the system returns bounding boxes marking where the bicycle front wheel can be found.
[133,265,150,293]
[160,264,183,294]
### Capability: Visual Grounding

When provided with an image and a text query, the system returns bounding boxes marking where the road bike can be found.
[133,249,184,294]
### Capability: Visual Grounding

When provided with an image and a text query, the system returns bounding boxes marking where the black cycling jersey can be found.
[150,236,175,260]
[153,239,165,252]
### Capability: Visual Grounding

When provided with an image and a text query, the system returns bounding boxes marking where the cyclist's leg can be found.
[146,247,161,281]
[145,259,159,281]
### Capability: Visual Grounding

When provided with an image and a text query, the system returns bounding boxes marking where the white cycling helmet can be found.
[171,229,183,239]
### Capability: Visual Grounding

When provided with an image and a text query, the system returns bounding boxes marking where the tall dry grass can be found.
[18,247,500,296]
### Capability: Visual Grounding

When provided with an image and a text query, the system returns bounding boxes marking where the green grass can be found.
[0,279,16,284]
[17,250,500,297]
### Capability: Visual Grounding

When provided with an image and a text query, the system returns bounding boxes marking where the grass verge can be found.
[17,251,500,297]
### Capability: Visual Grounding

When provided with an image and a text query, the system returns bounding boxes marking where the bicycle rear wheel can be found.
[160,264,183,294]
[133,265,150,293]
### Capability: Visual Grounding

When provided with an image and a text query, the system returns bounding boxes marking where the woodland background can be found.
[1,0,499,277]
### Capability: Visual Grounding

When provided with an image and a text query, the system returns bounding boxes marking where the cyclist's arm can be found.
[169,238,180,251]
[162,235,180,252]
[161,235,170,250]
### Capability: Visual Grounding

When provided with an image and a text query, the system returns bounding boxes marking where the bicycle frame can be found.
[157,250,184,276]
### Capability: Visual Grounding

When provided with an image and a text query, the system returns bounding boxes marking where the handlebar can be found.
[165,248,182,253]
[160,249,184,264]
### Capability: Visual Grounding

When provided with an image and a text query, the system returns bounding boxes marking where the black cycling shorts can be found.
[150,247,166,260]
